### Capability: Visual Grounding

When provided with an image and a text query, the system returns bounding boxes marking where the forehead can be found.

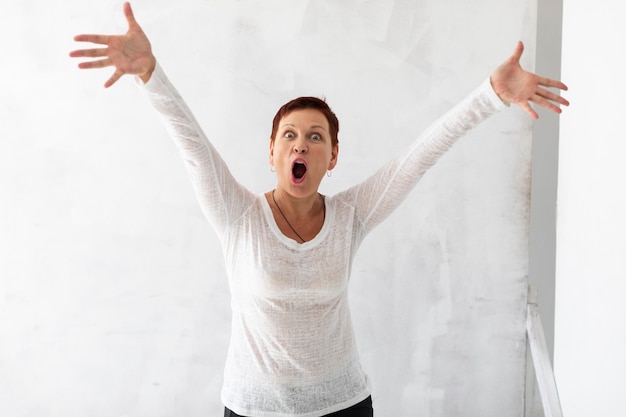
[279,108,329,130]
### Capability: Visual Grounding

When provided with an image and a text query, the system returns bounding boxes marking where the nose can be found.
[293,140,308,154]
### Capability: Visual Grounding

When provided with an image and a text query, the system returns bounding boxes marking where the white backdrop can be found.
[555,1,626,415]
[0,1,536,416]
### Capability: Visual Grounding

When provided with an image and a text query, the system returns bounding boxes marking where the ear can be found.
[269,138,275,167]
[328,144,339,170]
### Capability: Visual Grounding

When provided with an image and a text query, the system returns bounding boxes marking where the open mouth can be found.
[292,160,307,181]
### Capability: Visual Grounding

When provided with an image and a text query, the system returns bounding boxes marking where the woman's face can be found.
[270,108,338,198]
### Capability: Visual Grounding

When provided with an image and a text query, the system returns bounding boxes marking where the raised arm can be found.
[69,2,254,236]
[490,41,569,119]
[342,41,569,235]
[69,2,156,88]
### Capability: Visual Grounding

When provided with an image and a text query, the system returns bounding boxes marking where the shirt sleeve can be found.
[137,63,255,238]
[339,77,510,235]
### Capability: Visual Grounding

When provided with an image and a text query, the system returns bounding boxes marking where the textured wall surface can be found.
[0,1,536,416]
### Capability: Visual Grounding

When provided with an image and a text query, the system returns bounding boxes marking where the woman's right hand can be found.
[70,2,156,88]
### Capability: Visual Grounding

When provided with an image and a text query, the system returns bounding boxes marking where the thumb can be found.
[509,40,524,64]
[123,2,139,29]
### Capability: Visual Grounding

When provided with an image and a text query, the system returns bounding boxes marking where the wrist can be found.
[489,76,510,105]
[139,55,156,84]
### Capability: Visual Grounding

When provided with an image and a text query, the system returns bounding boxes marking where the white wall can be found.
[0,1,538,416]
[555,1,626,415]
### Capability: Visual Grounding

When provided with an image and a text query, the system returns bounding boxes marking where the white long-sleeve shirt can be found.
[139,64,507,417]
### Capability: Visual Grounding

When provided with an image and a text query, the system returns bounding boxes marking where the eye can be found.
[284,131,295,139]
[310,133,322,141]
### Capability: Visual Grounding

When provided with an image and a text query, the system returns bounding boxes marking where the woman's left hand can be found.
[490,41,569,119]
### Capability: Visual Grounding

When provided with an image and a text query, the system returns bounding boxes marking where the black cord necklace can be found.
[271,190,325,243]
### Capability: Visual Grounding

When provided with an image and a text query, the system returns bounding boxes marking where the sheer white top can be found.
[138,64,507,417]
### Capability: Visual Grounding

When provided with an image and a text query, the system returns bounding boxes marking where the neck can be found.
[268,188,326,243]
[271,189,323,219]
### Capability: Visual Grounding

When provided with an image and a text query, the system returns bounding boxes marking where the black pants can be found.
[224,396,373,417]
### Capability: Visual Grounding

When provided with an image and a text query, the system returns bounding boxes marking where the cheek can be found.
[270,144,289,165]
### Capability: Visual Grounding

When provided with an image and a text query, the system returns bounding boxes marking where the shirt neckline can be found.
[260,193,331,250]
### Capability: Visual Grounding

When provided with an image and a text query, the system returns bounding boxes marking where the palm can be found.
[493,65,533,102]
[107,30,152,75]
[70,2,155,88]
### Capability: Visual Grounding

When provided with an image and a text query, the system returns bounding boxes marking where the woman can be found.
[70,3,568,416]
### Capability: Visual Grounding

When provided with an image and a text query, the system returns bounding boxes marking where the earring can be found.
[326,170,333,177]
[270,165,276,172]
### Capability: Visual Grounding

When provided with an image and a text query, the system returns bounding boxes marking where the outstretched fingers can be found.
[536,76,569,106]
[491,41,569,118]
[70,2,154,87]
[532,75,570,115]
[72,34,110,46]
[69,47,108,59]
[70,36,112,68]
[104,69,124,89]
[519,101,539,120]
[531,94,561,116]
[79,58,113,70]
[70,45,112,70]
[537,75,568,92]
[537,87,570,107]
[524,87,568,117]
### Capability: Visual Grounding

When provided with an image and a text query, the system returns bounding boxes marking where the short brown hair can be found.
[270,97,339,147]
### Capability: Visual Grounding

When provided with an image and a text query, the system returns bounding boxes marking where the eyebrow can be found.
[279,123,328,132]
